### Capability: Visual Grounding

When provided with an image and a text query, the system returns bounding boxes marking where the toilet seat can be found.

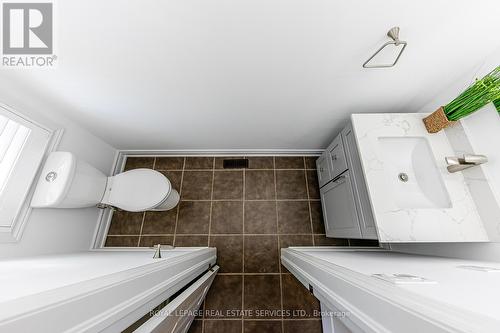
[101,169,171,212]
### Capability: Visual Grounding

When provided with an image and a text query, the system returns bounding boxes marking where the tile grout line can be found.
[172,157,186,247]
[201,317,319,321]
[203,157,215,329]
[154,168,317,172]
[136,157,158,247]
[108,233,330,237]
[207,156,215,333]
[208,157,215,238]
[273,157,285,332]
[171,198,320,202]
[242,158,246,333]
[304,157,315,246]
[218,272,284,276]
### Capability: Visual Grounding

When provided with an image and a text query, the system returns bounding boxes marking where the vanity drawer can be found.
[327,134,348,179]
[316,152,332,188]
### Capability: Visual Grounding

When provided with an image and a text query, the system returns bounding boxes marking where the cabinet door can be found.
[316,152,332,188]
[341,124,378,239]
[327,134,348,179]
[135,266,218,333]
[320,171,362,239]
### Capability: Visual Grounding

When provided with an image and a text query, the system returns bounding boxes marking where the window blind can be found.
[0,114,31,195]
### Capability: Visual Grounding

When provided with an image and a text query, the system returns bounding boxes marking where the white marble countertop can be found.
[351,113,488,242]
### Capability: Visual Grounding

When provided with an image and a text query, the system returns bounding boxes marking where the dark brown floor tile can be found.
[244,320,282,333]
[139,235,174,247]
[158,170,182,191]
[276,170,308,199]
[213,171,243,199]
[105,236,139,247]
[279,235,313,249]
[349,239,380,247]
[304,156,319,169]
[204,320,242,333]
[277,201,311,234]
[310,201,325,234]
[211,201,243,234]
[174,235,209,247]
[141,210,176,235]
[185,157,214,169]
[244,275,281,319]
[306,170,320,199]
[181,171,213,200]
[282,274,320,319]
[108,211,144,235]
[154,157,184,170]
[314,235,349,246]
[176,201,211,234]
[244,236,279,273]
[244,201,277,234]
[205,275,243,318]
[124,157,154,171]
[245,170,275,200]
[210,236,243,273]
[275,156,305,169]
[215,156,244,169]
[187,319,203,333]
[247,156,274,169]
[283,320,322,333]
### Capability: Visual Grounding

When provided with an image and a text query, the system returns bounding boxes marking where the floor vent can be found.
[223,158,249,169]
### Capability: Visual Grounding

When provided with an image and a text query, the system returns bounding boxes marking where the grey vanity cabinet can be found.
[341,123,378,239]
[316,152,332,188]
[320,171,362,239]
[318,122,378,240]
[316,133,348,188]
[326,134,348,179]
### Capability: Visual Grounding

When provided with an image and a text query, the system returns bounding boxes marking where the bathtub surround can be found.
[105,155,377,333]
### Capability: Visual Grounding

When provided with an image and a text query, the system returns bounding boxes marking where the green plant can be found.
[443,65,500,121]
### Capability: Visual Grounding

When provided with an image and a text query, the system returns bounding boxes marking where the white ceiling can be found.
[2,0,500,149]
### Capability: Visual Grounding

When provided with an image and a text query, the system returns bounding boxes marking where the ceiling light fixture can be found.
[363,27,407,68]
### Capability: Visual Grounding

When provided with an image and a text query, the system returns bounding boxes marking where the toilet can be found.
[31,152,180,211]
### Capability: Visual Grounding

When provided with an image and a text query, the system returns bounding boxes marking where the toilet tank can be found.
[31,152,108,208]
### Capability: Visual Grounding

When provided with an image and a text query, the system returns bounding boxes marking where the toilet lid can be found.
[105,169,171,212]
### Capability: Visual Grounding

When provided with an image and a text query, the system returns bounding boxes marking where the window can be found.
[0,103,55,242]
[0,115,31,194]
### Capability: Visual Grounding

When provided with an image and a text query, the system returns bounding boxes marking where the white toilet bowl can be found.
[31,152,180,211]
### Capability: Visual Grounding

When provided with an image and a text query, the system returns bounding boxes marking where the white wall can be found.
[7,0,500,150]
[390,48,500,262]
[0,76,117,259]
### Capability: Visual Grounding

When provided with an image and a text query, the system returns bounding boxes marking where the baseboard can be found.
[116,148,324,156]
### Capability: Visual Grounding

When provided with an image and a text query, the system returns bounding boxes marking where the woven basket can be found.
[422,107,456,133]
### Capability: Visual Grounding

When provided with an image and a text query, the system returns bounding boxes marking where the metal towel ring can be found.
[363,27,407,68]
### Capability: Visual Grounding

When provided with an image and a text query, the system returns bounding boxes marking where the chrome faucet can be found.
[445,154,487,173]
[151,244,175,259]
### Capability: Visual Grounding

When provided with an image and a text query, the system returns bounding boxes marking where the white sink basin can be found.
[378,137,451,209]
